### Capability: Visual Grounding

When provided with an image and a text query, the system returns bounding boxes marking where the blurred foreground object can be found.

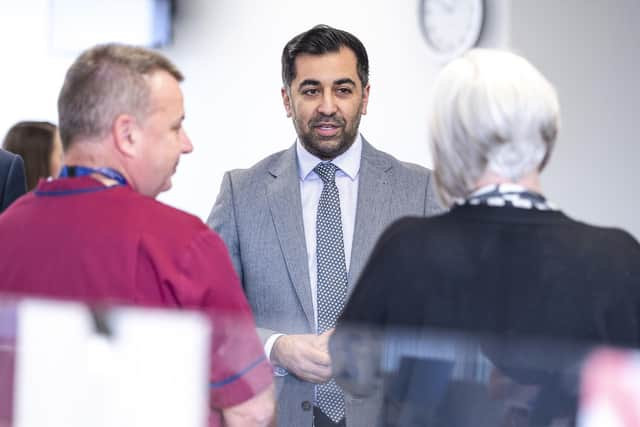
[0,297,209,427]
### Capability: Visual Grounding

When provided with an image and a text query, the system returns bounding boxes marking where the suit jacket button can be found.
[301,400,312,411]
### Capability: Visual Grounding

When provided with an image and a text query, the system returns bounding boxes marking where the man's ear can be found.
[361,84,371,115]
[112,114,139,157]
[281,87,293,118]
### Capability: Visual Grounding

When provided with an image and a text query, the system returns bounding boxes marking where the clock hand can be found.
[431,0,454,14]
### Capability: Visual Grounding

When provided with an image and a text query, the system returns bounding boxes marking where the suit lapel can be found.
[348,139,393,293]
[266,145,315,330]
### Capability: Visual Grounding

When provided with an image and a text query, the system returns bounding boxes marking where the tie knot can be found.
[314,162,338,185]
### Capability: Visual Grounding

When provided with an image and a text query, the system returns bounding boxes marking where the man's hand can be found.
[271,330,334,383]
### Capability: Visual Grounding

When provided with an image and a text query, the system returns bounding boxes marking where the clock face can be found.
[420,0,484,61]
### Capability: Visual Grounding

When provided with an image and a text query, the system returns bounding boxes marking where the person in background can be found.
[208,24,442,427]
[0,148,26,213]
[2,121,63,191]
[331,48,640,423]
[0,43,274,427]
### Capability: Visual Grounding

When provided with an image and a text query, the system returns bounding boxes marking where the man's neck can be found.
[64,143,127,187]
[296,134,363,181]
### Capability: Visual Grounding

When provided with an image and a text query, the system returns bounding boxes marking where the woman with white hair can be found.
[329,48,640,426]
[333,48,640,353]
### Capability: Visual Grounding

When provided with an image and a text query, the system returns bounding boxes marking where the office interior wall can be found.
[0,0,638,241]
[0,0,69,148]
[510,0,640,239]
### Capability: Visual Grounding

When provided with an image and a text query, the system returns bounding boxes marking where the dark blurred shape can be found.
[331,327,603,427]
[0,148,26,212]
[384,357,454,427]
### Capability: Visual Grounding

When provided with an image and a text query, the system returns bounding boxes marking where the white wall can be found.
[0,0,71,137]
[510,0,640,240]
[1,0,638,241]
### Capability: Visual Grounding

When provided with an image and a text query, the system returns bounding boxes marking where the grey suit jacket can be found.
[207,138,442,427]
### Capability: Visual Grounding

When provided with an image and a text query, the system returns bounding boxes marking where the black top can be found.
[339,204,640,346]
[332,205,640,426]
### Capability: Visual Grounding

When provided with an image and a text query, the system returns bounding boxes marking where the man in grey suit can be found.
[0,148,27,213]
[208,25,442,427]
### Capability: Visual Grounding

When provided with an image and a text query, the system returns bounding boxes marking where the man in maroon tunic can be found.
[0,43,274,427]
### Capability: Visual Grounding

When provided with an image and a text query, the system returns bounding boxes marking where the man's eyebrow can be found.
[334,78,356,86]
[297,79,320,90]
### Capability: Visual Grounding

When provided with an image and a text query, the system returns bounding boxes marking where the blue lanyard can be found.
[59,166,128,186]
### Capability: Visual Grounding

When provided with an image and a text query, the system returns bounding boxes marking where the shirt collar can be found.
[296,134,362,181]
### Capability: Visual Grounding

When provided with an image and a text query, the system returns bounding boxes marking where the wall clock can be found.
[420,0,485,62]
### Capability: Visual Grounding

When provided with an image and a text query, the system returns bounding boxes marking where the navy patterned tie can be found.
[314,162,347,423]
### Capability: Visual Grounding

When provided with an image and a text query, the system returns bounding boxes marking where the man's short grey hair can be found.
[57,43,183,150]
[429,48,560,206]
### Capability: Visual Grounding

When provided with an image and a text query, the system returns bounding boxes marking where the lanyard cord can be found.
[59,166,128,186]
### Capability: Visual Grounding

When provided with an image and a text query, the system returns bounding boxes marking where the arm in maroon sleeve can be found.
[173,228,274,417]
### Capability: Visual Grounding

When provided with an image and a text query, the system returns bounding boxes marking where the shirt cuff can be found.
[264,333,288,376]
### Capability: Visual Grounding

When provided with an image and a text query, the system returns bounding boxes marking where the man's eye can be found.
[302,88,319,96]
[336,87,353,95]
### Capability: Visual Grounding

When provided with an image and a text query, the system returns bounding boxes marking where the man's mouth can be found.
[312,122,342,137]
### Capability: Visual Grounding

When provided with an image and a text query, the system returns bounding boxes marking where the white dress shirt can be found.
[265,135,363,369]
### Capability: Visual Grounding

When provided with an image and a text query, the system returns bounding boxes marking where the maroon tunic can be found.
[0,176,272,426]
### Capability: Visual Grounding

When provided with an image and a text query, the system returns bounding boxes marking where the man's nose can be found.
[181,129,194,154]
[317,92,338,116]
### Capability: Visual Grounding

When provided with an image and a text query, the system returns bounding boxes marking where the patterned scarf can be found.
[456,183,558,211]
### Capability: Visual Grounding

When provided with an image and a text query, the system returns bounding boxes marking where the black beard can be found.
[294,111,362,160]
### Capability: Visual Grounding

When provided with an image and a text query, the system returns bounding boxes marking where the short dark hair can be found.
[58,43,183,149]
[281,24,369,89]
[2,121,57,191]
